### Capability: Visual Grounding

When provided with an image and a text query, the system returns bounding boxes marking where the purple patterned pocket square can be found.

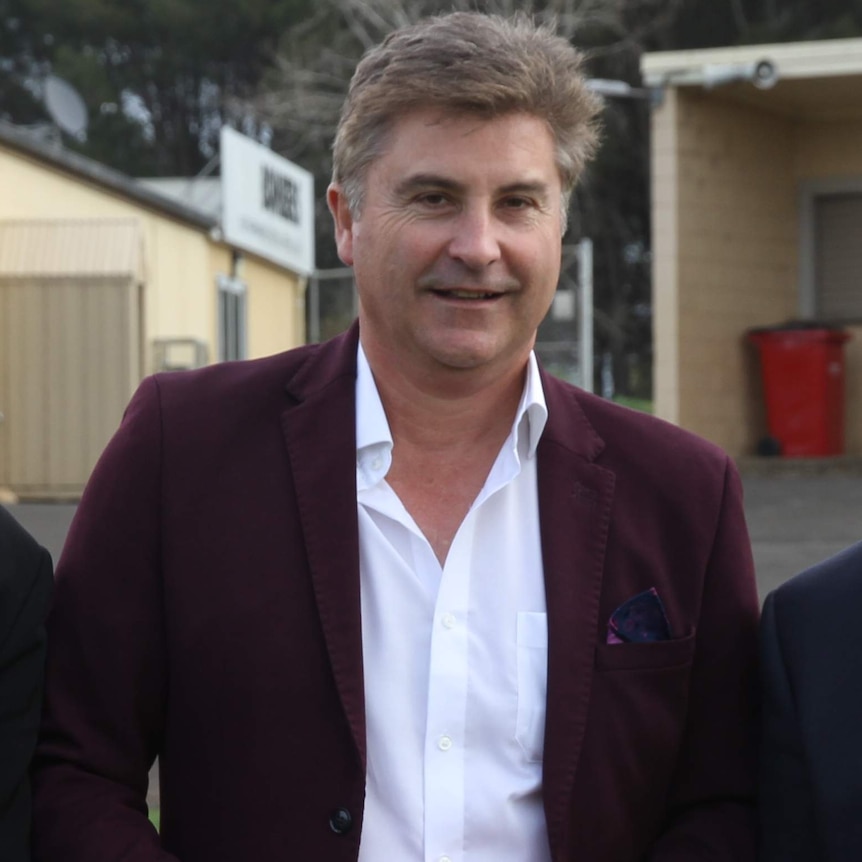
[606,587,671,644]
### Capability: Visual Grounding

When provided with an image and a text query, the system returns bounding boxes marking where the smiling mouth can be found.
[432,288,501,300]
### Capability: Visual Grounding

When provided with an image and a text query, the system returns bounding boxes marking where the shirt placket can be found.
[423,519,473,862]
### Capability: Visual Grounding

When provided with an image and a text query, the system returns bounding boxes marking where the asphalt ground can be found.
[742,472,862,597]
[7,466,862,814]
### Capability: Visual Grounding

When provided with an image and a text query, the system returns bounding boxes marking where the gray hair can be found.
[331,11,602,218]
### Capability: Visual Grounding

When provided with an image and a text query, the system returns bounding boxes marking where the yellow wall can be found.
[246,257,305,360]
[209,248,306,361]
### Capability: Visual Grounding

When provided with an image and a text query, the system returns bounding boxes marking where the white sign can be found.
[220,126,315,275]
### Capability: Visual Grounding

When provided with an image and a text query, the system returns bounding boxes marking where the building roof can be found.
[137,177,221,220]
[641,37,862,121]
[642,36,862,85]
[0,120,216,231]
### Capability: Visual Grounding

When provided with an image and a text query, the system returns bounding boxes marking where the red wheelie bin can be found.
[748,324,852,457]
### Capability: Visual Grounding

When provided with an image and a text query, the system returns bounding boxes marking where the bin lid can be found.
[747,320,852,345]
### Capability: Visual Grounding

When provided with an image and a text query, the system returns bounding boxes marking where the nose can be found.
[447,207,501,269]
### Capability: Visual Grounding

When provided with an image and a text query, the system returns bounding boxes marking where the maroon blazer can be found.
[32,325,759,861]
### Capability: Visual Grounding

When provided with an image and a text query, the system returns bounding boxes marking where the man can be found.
[0,506,52,861]
[32,12,759,862]
[760,541,862,861]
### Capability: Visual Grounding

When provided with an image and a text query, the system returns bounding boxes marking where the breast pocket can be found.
[516,611,548,763]
[594,629,696,672]
[588,630,698,793]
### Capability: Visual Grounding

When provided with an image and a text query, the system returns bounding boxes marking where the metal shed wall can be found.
[0,219,142,497]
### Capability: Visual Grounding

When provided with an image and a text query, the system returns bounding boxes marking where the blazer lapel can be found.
[537,373,616,857]
[280,325,367,769]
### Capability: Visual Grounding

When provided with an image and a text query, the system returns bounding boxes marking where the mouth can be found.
[431,288,503,301]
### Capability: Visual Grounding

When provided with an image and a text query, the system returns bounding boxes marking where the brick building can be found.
[642,38,862,457]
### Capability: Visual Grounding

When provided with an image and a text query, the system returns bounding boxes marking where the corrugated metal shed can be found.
[0,218,143,280]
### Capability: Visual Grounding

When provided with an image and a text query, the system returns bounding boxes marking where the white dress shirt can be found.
[355,344,551,862]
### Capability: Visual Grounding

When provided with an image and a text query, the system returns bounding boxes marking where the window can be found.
[217,274,247,361]
[814,192,862,322]
[800,180,862,324]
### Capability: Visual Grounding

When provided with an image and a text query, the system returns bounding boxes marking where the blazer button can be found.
[329,807,353,835]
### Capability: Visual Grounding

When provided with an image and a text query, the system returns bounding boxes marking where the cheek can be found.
[515,235,561,284]
[376,228,442,279]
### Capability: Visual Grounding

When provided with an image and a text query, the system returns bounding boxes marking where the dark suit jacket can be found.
[0,506,52,861]
[32,325,759,862]
[760,540,862,861]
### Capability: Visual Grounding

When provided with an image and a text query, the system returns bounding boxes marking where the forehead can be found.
[369,109,561,190]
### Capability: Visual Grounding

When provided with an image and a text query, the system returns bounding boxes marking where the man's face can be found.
[328,109,564,383]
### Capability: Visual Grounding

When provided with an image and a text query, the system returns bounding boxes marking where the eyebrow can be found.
[394,174,553,200]
[394,174,464,197]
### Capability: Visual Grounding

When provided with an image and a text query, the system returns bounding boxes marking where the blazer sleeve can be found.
[647,459,760,861]
[0,518,52,862]
[758,591,820,862]
[31,378,180,862]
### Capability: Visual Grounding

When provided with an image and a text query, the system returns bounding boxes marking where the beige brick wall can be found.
[795,119,862,179]
[653,89,798,455]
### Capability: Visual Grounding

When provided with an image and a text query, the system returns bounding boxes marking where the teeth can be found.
[447,290,497,299]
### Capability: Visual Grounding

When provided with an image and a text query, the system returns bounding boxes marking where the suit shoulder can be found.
[150,341,322,403]
[762,541,862,685]
[594,392,721,455]
[0,505,45,569]
[545,377,730,479]
[768,540,862,616]
[135,326,358,420]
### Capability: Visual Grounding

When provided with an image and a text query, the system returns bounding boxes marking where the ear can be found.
[327,183,355,266]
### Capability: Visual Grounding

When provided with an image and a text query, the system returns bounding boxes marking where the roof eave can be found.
[0,121,217,231]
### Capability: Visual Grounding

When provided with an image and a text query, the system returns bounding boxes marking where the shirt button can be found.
[441,612,456,629]
[438,735,453,751]
[440,857,453,862]
[371,456,382,471]
[328,807,353,835]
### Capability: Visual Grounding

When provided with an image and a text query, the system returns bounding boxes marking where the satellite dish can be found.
[43,75,89,137]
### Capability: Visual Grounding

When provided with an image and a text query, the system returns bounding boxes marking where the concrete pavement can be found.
[743,472,862,597]
[8,501,75,568]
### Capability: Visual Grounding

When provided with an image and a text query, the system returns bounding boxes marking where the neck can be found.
[360,338,528,452]
[359,335,531,565]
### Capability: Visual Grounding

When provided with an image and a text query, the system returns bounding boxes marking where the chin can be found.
[423,338,494,369]
[433,344,528,375]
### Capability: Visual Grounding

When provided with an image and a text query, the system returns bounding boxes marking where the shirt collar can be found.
[518,351,548,458]
[355,343,548,490]
[355,344,394,491]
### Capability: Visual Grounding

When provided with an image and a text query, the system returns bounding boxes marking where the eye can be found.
[415,192,450,207]
[501,195,534,210]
